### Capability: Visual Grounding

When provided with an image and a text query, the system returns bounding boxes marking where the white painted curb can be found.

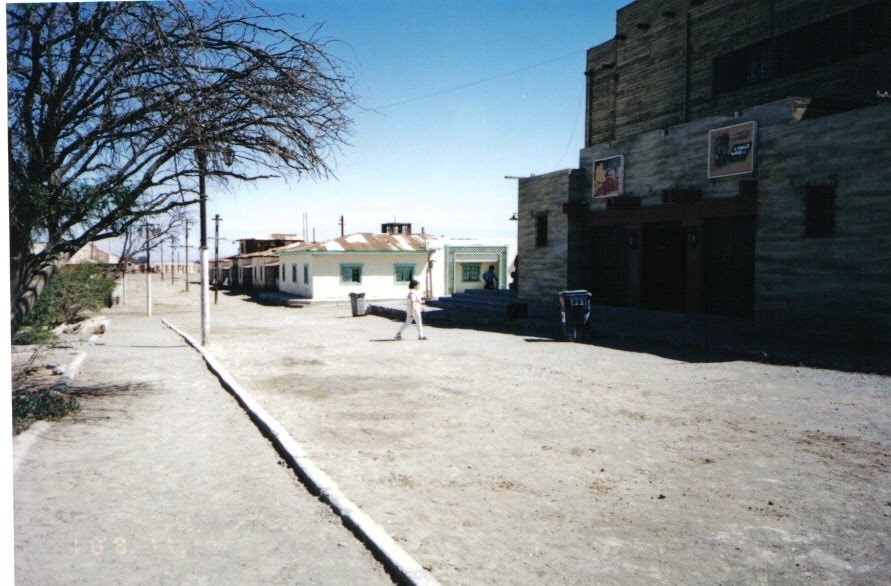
[162,319,441,586]
[52,351,87,392]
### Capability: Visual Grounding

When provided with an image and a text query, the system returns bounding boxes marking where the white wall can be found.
[278,255,314,297]
[278,238,517,300]
[279,252,429,301]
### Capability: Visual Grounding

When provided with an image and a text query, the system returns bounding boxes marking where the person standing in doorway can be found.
[483,264,498,290]
[394,279,426,340]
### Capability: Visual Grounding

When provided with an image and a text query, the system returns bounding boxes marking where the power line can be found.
[372,49,585,111]
[553,88,586,169]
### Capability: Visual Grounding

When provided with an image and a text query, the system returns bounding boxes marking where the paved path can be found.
[13,306,394,585]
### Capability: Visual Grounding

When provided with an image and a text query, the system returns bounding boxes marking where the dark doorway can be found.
[641,222,686,311]
[703,215,755,316]
[588,225,629,306]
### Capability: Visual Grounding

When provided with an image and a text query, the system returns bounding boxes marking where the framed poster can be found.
[593,155,624,198]
[708,121,756,178]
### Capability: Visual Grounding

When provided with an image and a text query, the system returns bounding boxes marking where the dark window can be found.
[535,214,548,247]
[461,264,481,282]
[713,48,748,95]
[339,264,363,283]
[713,2,886,96]
[394,264,415,283]
[805,184,835,238]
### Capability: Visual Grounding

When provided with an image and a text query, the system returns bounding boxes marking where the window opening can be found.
[394,264,415,283]
[805,184,836,238]
[340,264,363,284]
[535,214,549,248]
[461,264,481,282]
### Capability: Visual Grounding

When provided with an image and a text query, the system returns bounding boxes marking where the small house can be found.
[277,229,515,302]
[277,232,433,301]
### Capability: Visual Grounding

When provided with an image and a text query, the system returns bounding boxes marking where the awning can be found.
[453,256,499,264]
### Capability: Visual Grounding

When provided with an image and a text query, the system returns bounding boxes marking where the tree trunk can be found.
[10,242,68,334]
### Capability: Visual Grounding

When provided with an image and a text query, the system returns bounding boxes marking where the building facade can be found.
[277,233,433,301]
[276,232,513,302]
[518,0,891,349]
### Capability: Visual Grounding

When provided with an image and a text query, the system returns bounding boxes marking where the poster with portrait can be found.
[708,121,756,178]
[593,155,623,198]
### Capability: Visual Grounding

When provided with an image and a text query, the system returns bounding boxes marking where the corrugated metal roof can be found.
[236,234,302,242]
[280,233,433,254]
[240,248,281,258]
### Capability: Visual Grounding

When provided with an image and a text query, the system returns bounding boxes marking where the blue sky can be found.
[201,0,630,255]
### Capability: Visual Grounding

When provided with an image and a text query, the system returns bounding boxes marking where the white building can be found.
[277,232,515,302]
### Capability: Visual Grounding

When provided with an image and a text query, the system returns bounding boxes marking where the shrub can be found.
[12,388,80,434]
[11,327,57,346]
[14,263,117,344]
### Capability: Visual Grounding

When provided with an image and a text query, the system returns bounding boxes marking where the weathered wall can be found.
[687,0,889,121]
[581,99,800,204]
[525,0,891,344]
[586,0,891,145]
[578,98,891,343]
[754,103,891,344]
[585,41,618,145]
[612,0,688,140]
[517,170,585,312]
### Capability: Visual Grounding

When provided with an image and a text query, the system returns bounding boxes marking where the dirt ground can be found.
[14,274,891,584]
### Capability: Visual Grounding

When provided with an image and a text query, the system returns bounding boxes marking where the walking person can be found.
[394,279,427,340]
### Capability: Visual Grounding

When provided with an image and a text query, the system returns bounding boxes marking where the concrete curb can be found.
[162,319,441,586]
[51,351,87,393]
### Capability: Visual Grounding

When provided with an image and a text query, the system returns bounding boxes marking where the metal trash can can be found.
[559,290,591,342]
[349,292,366,317]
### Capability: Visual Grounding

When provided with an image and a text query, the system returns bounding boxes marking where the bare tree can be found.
[8,1,355,332]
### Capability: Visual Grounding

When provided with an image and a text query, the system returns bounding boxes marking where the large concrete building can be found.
[517,0,890,353]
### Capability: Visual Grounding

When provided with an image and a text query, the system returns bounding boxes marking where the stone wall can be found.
[754,103,891,344]
[578,98,891,344]
[524,0,891,346]
[517,170,585,314]
[586,0,891,145]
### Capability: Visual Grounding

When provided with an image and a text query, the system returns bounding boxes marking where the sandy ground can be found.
[13,274,891,585]
[12,276,393,586]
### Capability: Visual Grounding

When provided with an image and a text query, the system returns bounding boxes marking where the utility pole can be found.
[145,223,153,317]
[170,237,178,286]
[213,214,222,305]
[159,238,165,281]
[198,149,209,345]
[184,219,190,292]
[339,214,344,237]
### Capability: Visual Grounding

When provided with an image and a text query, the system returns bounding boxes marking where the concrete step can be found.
[460,288,516,298]
[428,297,507,310]
[426,298,528,322]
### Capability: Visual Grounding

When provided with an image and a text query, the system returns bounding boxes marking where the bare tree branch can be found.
[8,0,356,331]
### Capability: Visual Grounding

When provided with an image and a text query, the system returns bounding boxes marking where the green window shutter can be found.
[394,264,415,283]
[461,264,481,282]
[340,264,362,284]
[303,264,309,284]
